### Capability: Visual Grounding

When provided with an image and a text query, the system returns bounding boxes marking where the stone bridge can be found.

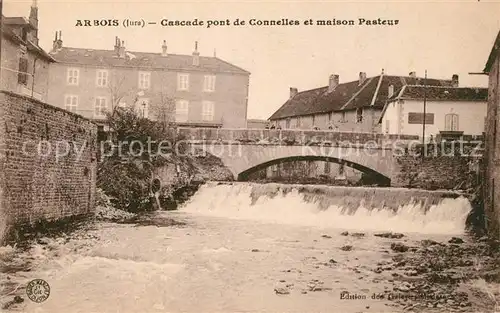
[195,143,399,185]
[178,128,424,186]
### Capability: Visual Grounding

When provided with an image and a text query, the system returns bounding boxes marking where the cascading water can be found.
[182,182,472,234]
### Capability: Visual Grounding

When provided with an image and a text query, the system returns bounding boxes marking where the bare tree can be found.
[108,70,130,115]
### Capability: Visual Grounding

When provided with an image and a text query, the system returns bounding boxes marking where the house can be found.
[378,84,488,140]
[46,34,250,128]
[268,71,458,133]
[0,1,55,100]
[482,30,500,239]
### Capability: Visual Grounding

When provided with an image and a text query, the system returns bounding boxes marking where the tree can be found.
[108,71,130,114]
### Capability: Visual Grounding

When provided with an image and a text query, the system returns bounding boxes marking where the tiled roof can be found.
[378,86,488,124]
[394,85,488,101]
[49,47,250,75]
[484,30,500,73]
[269,74,454,120]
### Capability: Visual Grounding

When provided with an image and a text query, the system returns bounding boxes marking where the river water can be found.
[1,182,498,313]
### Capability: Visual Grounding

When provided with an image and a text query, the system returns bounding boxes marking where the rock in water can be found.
[340,231,349,236]
[341,245,353,251]
[391,243,409,252]
[13,296,23,303]
[374,232,405,239]
[274,287,290,295]
[448,237,464,244]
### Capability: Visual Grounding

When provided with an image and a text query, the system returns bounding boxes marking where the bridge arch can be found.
[237,155,391,186]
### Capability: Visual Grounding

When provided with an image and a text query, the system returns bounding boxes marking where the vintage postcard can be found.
[0,0,499,312]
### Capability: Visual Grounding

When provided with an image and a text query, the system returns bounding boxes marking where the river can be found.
[0,182,499,313]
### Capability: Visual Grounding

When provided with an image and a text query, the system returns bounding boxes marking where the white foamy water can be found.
[2,183,486,313]
[182,182,472,235]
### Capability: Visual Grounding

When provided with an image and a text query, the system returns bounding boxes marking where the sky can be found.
[4,0,500,120]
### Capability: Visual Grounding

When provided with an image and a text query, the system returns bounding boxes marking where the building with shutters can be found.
[268,71,463,134]
[0,1,55,100]
[46,34,250,128]
[378,85,488,140]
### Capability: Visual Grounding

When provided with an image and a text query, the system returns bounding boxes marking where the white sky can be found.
[4,0,500,120]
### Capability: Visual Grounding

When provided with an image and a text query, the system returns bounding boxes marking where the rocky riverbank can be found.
[353,231,499,312]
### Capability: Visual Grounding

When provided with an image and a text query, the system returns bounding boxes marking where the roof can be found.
[377,85,488,123]
[269,74,454,120]
[49,47,250,75]
[392,85,488,101]
[1,19,55,62]
[3,16,36,29]
[484,30,500,73]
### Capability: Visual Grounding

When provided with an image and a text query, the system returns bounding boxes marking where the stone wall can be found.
[0,91,98,242]
[483,46,500,239]
[393,144,480,190]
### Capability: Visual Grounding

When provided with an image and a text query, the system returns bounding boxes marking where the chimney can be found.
[388,84,395,98]
[114,36,120,54]
[192,41,200,66]
[52,30,63,51]
[409,71,416,78]
[452,74,459,87]
[29,0,39,45]
[328,74,339,93]
[161,40,168,56]
[118,40,126,58]
[290,87,298,99]
[358,72,367,85]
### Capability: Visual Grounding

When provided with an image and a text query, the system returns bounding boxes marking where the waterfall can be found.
[181,182,472,235]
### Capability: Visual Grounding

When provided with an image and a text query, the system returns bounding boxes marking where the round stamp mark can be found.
[26,279,50,303]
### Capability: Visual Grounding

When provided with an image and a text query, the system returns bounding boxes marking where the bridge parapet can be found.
[177,127,420,147]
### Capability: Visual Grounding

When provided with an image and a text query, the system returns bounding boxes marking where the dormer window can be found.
[21,28,28,42]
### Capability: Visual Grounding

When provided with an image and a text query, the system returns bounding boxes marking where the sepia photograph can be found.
[0,0,499,312]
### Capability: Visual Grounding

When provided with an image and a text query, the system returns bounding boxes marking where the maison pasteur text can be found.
[159,18,399,28]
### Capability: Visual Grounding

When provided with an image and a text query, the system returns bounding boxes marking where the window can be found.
[64,95,78,113]
[138,98,149,118]
[177,73,189,91]
[286,118,291,129]
[21,28,28,42]
[341,111,347,123]
[175,99,189,122]
[138,72,151,89]
[94,97,107,118]
[312,115,316,126]
[96,69,109,87]
[18,57,28,85]
[356,108,363,123]
[202,101,215,121]
[203,75,216,92]
[295,116,301,128]
[445,113,459,131]
[67,68,79,85]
